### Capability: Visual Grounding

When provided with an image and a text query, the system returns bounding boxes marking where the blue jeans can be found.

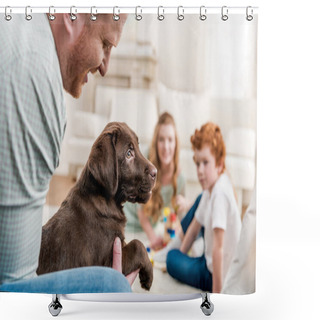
[180,194,204,236]
[167,194,212,292]
[0,267,131,294]
[167,250,212,292]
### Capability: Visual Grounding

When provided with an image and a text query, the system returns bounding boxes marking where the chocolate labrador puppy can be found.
[37,122,157,291]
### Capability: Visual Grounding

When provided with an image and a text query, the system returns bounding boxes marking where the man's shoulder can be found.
[0,14,56,69]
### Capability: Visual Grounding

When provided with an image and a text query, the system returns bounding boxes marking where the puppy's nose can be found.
[149,166,157,180]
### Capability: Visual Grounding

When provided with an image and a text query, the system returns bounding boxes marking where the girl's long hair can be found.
[143,112,180,222]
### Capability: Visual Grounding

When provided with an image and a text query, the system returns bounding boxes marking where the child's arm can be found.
[138,208,163,250]
[180,218,202,254]
[176,195,193,217]
[212,228,224,293]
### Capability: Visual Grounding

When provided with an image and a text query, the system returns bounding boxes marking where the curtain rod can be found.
[0,6,259,15]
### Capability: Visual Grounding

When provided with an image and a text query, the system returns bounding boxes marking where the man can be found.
[0,12,137,293]
[49,13,126,99]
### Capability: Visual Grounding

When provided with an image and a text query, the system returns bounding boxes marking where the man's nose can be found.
[99,54,111,77]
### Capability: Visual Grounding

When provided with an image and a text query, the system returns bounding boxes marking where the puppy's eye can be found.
[126,149,134,159]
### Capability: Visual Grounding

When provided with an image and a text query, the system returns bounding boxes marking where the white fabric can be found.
[225,128,256,159]
[94,86,115,118]
[158,83,212,149]
[67,137,95,166]
[109,88,158,144]
[73,111,108,139]
[180,148,198,183]
[195,173,241,283]
[222,187,256,294]
[225,156,256,190]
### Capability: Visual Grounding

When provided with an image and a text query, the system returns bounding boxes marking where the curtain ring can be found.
[200,6,207,21]
[158,6,165,21]
[5,6,12,21]
[177,6,184,21]
[48,6,56,21]
[90,6,97,21]
[70,6,77,21]
[135,6,142,21]
[25,6,32,21]
[246,6,254,21]
[221,6,228,21]
[113,6,120,21]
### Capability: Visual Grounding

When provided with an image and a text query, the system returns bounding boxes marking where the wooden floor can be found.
[46,175,76,206]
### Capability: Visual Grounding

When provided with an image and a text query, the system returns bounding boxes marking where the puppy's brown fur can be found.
[37,122,156,290]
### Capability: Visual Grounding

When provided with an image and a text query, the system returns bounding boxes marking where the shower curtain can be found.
[0,7,257,300]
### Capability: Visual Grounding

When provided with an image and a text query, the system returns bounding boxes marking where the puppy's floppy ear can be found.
[87,126,119,196]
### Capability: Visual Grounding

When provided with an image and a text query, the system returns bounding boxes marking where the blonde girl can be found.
[124,112,189,250]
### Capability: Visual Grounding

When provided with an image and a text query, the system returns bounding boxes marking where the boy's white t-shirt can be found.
[195,173,241,283]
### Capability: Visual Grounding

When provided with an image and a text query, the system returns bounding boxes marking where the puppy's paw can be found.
[139,269,153,291]
[139,259,153,291]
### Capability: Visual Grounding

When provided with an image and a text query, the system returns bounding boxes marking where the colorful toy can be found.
[162,207,180,245]
[146,246,154,266]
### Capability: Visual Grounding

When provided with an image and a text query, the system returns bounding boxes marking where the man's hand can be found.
[112,237,139,286]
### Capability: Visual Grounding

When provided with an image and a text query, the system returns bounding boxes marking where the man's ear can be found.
[62,13,86,42]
